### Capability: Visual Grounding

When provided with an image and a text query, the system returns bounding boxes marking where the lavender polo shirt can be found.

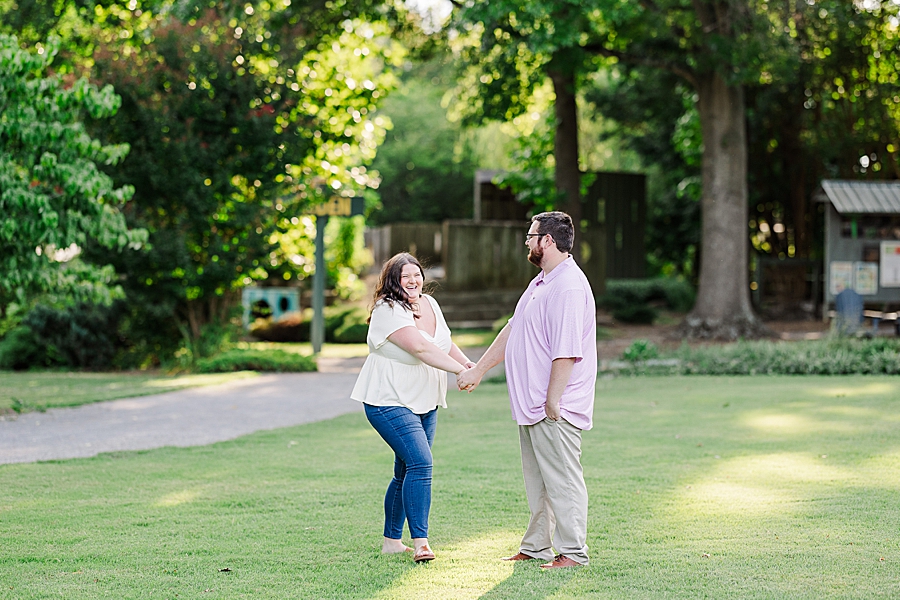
[505,256,597,430]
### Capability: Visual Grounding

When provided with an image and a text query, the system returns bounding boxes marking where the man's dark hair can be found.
[531,211,574,253]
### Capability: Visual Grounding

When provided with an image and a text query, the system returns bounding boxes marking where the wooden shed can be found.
[817,179,900,317]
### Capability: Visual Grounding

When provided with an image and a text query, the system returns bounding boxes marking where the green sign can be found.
[309,197,364,217]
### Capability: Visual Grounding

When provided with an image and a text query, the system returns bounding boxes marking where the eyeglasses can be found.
[525,233,555,244]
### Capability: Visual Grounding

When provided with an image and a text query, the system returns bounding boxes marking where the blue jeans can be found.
[364,404,438,540]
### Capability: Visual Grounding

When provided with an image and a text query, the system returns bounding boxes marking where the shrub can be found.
[0,325,59,370]
[600,278,695,323]
[615,337,900,376]
[250,313,306,342]
[194,349,317,373]
[612,304,657,324]
[622,339,660,362]
[250,304,370,343]
[22,302,126,369]
[333,307,369,343]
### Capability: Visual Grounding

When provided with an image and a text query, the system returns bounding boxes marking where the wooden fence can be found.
[440,220,537,292]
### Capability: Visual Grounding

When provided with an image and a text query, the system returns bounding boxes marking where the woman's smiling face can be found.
[400,263,424,300]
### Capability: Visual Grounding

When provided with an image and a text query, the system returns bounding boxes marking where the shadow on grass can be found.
[478,560,580,600]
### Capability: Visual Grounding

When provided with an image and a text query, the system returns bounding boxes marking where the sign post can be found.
[307,197,365,354]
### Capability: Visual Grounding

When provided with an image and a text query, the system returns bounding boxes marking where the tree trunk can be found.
[781,104,810,257]
[679,72,769,340]
[548,54,582,262]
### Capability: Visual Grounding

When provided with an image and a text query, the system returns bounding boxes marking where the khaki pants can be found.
[517,417,589,565]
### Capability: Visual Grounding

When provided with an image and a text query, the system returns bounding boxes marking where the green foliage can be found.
[333,309,369,343]
[0,325,56,370]
[745,1,900,259]
[250,304,370,344]
[194,348,316,373]
[620,338,900,376]
[249,313,306,343]
[22,302,127,369]
[600,278,695,323]
[367,56,477,224]
[622,339,659,362]
[492,112,561,212]
[78,7,395,358]
[0,34,146,306]
[678,338,900,376]
[324,305,370,343]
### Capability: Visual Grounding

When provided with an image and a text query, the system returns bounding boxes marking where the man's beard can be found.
[528,244,544,268]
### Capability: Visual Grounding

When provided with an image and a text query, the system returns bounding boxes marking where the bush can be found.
[615,337,900,376]
[599,278,695,324]
[622,339,660,362]
[333,307,369,343]
[194,349,317,373]
[0,325,59,370]
[250,304,370,343]
[250,313,306,342]
[612,304,657,324]
[21,302,126,369]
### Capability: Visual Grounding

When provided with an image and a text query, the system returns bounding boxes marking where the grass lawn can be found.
[0,371,257,413]
[1,375,899,598]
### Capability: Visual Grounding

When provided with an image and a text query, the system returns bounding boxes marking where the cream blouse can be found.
[350,295,452,414]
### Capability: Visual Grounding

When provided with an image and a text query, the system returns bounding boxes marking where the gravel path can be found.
[0,359,366,465]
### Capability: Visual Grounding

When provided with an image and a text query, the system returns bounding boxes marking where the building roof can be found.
[818,179,900,214]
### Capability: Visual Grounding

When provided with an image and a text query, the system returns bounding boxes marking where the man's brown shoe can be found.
[502,552,536,561]
[540,554,581,569]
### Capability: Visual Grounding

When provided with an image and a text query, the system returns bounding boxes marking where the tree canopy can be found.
[0,34,146,310]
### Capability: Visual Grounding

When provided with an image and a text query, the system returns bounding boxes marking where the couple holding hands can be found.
[350,211,597,568]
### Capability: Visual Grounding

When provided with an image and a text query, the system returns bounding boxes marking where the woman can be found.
[351,253,474,563]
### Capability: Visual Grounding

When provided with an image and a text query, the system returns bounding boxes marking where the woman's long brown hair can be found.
[368,252,426,324]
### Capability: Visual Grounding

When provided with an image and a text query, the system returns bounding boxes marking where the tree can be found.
[86,8,395,355]
[0,34,146,315]
[745,1,900,261]
[368,56,477,224]
[586,68,702,280]
[448,2,596,244]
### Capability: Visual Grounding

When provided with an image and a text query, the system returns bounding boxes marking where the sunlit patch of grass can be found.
[808,382,897,397]
[370,533,516,600]
[154,489,202,508]
[0,371,254,413]
[677,453,856,516]
[680,480,797,515]
[742,412,857,435]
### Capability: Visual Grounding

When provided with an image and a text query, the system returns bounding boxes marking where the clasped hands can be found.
[456,361,482,393]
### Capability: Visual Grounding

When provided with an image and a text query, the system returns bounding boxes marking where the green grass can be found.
[2,376,900,598]
[0,371,257,413]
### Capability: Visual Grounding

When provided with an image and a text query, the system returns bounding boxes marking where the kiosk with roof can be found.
[817,179,900,332]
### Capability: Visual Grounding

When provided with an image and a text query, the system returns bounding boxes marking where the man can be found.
[458,211,597,569]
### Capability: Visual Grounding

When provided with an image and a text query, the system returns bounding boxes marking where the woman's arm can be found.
[388,327,467,374]
[448,343,475,368]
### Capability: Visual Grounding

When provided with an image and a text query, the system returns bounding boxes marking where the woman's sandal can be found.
[413,545,435,563]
